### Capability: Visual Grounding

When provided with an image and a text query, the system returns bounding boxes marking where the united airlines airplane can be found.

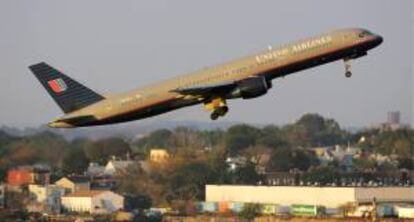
[29,28,383,128]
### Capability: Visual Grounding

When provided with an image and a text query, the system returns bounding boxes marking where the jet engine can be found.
[229,76,271,99]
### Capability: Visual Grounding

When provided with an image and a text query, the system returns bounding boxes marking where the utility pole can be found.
[372,197,377,222]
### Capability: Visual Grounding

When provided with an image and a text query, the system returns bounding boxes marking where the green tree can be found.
[0,131,69,169]
[267,148,292,171]
[207,148,231,184]
[0,129,18,147]
[134,129,174,151]
[303,166,339,185]
[171,127,204,150]
[231,162,262,185]
[358,128,414,157]
[84,137,131,163]
[198,129,225,148]
[354,158,376,172]
[225,124,261,156]
[62,146,89,174]
[282,113,346,147]
[168,162,214,201]
[398,157,414,170]
[125,193,152,211]
[257,125,287,148]
[267,148,318,172]
[116,163,170,206]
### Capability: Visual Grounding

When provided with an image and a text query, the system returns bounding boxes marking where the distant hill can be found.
[0,129,15,141]
[1,120,242,141]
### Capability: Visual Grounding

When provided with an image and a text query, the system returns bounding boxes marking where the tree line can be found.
[0,113,412,205]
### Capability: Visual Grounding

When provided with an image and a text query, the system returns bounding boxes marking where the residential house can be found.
[226,156,247,171]
[61,190,124,214]
[28,184,65,213]
[7,169,32,186]
[312,146,361,171]
[104,160,134,176]
[370,153,392,165]
[32,167,51,185]
[333,146,362,172]
[312,146,334,164]
[90,175,117,190]
[139,161,152,174]
[7,165,50,187]
[251,153,271,174]
[86,162,105,177]
[331,145,361,160]
[340,154,354,172]
[55,176,90,194]
[0,184,4,208]
[149,149,170,163]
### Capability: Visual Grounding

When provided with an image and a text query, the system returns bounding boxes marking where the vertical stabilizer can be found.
[29,62,104,113]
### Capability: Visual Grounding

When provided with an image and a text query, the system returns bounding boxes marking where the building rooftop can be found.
[64,190,108,198]
[58,176,90,184]
[107,160,134,169]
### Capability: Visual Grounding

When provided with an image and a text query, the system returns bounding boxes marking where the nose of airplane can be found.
[363,34,383,51]
[373,35,383,47]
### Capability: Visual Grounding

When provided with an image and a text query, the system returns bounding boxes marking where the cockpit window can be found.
[358,31,371,38]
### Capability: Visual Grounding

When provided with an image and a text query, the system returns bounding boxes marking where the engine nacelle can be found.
[229,76,271,99]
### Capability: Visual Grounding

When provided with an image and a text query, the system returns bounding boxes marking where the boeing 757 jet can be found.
[29,28,383,128]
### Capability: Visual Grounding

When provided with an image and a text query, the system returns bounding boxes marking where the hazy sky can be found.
[0,0,412,128]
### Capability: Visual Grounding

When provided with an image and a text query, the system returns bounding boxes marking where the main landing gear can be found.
[344,58,352,78]
[210,106,229,120]
[204,97,229,120]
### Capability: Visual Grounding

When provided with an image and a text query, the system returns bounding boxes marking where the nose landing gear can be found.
[344,58,352,78]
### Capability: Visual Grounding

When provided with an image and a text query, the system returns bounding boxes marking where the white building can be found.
[55,176,90,193]
[149,149,170,163]
[86,162,106,176]
[61,190,124,214]
[226,157,247,171]
[104,160,134,176]
[28,184,65,213]
[0,184,4,207]
[206,185,414,208]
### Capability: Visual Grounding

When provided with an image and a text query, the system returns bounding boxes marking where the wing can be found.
[170,81,237,97]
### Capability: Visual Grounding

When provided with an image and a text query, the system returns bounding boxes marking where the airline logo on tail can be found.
[48,78,67,93]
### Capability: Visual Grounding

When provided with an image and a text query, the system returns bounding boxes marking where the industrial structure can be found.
[206,185,414,208]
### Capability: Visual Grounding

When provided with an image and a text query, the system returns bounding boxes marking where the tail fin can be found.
[29,62,105,114]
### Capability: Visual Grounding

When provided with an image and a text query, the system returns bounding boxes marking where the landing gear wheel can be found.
[204,97,229,121]
[217,106,229,116]
[210,106,229,120]
[210,112,220,120]
[344,58,352,78]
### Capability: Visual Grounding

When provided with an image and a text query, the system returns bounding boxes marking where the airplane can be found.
[29,28,383,128]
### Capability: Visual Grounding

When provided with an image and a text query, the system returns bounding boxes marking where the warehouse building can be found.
[61,190,123,214]
[206,185,414,208]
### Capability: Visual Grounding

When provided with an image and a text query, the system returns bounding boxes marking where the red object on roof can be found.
[7,169,33,186]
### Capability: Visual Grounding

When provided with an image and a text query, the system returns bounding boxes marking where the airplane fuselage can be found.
[48,28,383,127]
